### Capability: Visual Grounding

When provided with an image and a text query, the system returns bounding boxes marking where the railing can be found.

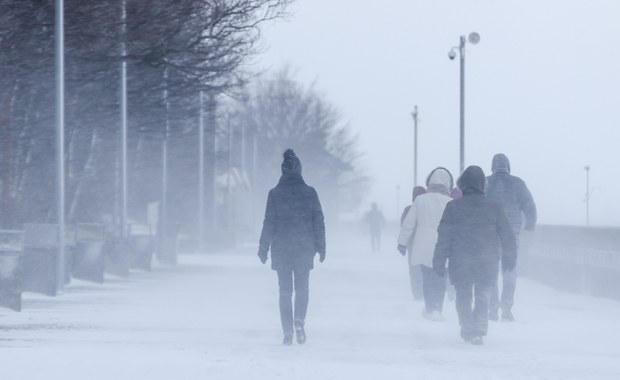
[521,225,620,301]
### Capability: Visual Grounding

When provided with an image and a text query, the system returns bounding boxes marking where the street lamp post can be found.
[449,32,480,174]
[411,106,419,187]
[584,165,590,226]
[55,0,66,290]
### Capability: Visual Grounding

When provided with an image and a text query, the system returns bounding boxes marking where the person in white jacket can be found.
[397,167,454,321]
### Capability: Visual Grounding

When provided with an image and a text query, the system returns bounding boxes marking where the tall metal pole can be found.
[251,133,258,238]
[198,92,205,252]
[411,106,419,187]
[459,35,466,174]
[160,67,169,262]
[55,0,66,290]
[585,165,590,226]
[120,0,128,239]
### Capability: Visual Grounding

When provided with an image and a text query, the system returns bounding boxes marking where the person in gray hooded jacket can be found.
[485,153,537,321]
[433,165,517,345]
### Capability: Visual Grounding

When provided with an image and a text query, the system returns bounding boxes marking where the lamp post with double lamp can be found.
[448,32,480,174]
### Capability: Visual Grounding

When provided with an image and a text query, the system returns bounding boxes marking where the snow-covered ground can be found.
[1,233,619,380]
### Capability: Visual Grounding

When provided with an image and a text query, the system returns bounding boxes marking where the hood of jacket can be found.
[457,165,486,195]
[426,167,453,195]
[278,172,305,186]
[491,153,511,174]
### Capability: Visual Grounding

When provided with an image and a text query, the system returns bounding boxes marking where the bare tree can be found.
[237,68,369,222]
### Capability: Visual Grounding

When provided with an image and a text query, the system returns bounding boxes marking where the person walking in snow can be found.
[485,153,537,322]
[433,166,517,345]
[398,168,454,320]
[257,149,326,346]
[364,202,385,252]
[400,186,427,300]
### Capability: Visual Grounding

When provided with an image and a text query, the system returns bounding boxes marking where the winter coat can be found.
[486,154,537,232]
[400,187,427,256]
[398,168,453,267]
[433,165,517,287]
[258,173,326,271]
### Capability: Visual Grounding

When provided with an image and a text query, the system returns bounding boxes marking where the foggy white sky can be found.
[256,0,620,226]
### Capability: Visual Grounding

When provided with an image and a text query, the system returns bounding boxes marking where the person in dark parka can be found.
[486,153,537,321]
[258,149,326,346]
[433,165,517,345]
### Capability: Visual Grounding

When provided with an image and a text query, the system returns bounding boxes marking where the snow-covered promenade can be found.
[1,237,620,380]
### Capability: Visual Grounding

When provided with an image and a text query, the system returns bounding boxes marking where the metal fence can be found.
[521,225,620,301]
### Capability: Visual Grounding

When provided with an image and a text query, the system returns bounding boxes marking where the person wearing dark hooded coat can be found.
[485,153,537,322]
[258,149,326,346]
[433,165,517,345]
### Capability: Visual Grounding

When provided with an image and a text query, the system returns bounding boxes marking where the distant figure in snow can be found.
[485,153,537,322]
[398,168,454,320]
[400,186,427,300]
[364,202,385,252]
[258,149,326,346]
[433,166,517,345]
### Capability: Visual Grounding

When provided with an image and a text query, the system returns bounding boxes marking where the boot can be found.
[502,309,515,322]
[294,319,306,345]
[282,333,293,346]
[470,336,484,345]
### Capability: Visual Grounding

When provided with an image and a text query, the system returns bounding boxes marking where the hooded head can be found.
[426,167,453,195]
[281,149,302,174]
[491,153,511,174]
[457,165,486,195]
[412,186,426,202]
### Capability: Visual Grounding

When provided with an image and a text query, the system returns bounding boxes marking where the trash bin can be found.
[22,224,62,296]
[0,230,23,311]
[104,236,130,278]
[73,223,106,283]
[157,222,179,266]
[128,224,155,271]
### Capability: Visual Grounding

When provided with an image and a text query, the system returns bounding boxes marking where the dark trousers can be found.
[277,269,310,335]
[421,265,446,313]
[370,231,381,252]
[409,265,423,300]
[455,281,491,339]
[490,228,520,314]
[489,268,517,313]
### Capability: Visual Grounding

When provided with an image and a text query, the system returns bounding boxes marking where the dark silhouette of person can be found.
[364,202,385,252]
[485,153,537,322]
[433,165,517,345]
[258,149,326,345]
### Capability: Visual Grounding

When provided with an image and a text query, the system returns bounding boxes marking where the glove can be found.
[318,251,326,263]
[397,245,407,256]
[433,265,446,277]
[502,256,516,272]
[257,250,268,264]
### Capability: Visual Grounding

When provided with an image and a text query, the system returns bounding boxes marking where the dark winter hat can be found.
[281,149,302,174]
[412,186,427,202]
[457,165,486,194]
[491,153,511,174]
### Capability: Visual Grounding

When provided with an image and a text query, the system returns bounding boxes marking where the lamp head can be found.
[468,32,480,44]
